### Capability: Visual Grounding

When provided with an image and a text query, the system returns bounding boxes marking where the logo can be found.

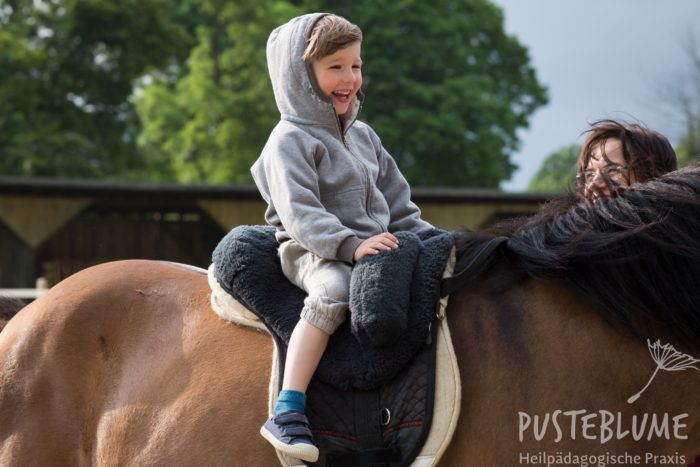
[517,340,699,466]
[627,339,699,404]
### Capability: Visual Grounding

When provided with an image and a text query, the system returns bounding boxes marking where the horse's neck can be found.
[446,275,700,457]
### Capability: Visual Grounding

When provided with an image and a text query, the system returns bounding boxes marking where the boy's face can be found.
[311,41,362,116]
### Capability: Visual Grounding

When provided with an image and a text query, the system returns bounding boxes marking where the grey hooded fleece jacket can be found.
[251,13,432,264]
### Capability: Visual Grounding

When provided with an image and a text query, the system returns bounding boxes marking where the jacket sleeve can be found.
[261,131,361,262]
[370,129,434,234]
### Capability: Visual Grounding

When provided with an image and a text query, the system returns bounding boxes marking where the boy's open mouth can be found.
[332,90,352,103]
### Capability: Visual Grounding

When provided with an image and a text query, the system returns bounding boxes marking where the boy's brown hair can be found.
[303,14,362,62]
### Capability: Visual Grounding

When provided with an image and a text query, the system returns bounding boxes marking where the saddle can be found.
[210,226,457,466]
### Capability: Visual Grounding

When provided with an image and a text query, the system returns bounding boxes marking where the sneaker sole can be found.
[260,425,320,462]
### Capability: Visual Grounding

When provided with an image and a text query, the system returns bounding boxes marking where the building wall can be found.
[35,205,226,286]
[0,177,554,288]
[0,223,35,288]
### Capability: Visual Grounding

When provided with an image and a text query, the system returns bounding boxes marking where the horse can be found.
[1,166,700,466]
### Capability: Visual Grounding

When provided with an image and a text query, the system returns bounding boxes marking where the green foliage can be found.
[135,0,300,183]
[527,144,580,193]
[309,0,548,187]
[676,124,700,167]
[653,32,700,170]
[2,0,547,187]
[0,0,189,179]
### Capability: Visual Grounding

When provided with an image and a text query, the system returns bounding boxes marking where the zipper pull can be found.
[425,322,432,345]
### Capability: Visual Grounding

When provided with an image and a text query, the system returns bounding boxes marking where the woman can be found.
[575,119,678,201]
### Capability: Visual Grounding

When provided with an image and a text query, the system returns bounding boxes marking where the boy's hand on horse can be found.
[353,233,399,262]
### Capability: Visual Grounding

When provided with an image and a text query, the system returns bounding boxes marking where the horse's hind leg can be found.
[0,263,157,466]
[0,301,93,466]
[0,260,281,466]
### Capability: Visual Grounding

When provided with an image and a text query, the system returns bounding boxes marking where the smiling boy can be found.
[308,39,362,115]
[251,13,433,461]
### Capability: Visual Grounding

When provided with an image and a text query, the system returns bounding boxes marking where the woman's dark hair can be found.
[575,119,677,194]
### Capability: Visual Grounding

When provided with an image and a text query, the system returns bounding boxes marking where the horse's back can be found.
[0,260,278,466]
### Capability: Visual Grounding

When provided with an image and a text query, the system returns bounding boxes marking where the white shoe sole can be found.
[260,425,320,462]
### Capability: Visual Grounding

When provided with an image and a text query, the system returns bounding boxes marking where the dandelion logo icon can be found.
[628,339,699,404]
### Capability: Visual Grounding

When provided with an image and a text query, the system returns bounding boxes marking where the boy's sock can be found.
[274,389,306,415]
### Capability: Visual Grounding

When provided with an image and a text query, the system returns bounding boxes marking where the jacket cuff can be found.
[337,236,363,264]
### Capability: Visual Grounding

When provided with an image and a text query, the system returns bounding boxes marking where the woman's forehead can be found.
[588,138,625,166]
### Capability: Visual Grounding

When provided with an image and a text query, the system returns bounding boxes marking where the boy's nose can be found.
[342,69,355,83]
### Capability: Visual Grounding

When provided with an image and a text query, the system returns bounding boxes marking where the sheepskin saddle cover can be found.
[211,225,454,391]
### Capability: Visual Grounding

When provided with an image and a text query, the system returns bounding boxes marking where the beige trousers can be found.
[278,240,351,334]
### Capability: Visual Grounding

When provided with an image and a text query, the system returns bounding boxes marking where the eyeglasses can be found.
[580,164,629,185]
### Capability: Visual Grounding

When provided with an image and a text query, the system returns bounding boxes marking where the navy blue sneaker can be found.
[260,411,319,462]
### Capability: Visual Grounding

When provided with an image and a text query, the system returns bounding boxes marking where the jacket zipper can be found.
[338,120,385,232]
[335,105,384,232]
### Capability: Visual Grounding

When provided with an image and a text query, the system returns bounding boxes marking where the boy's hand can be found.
[353,233,399,262]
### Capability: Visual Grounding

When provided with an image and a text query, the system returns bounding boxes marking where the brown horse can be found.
[1,166,700,466]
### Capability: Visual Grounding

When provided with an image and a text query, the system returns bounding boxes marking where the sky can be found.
[491,0,700,192]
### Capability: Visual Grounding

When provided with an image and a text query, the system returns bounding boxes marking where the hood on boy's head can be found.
[266,13,331,125]
[266,13,362,127]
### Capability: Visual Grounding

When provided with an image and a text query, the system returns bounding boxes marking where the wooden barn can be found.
[0,176,553,291]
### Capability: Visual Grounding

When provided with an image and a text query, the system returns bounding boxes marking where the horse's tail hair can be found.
[0,296,25,332]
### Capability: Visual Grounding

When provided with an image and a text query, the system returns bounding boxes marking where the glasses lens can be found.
[605,166,625,180]
[583,171,596,184]
[583,165,627,184]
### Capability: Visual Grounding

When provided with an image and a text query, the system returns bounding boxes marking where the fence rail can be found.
[0,289,48,300]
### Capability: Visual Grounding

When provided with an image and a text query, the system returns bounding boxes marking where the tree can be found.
[527,144,579,193]
[676,32,700,165]
[0,25,46,176]
[135,0,301,183]
[2,0,547,187]
[307,0,548,187]
[138,0,548,186]
[654,30,700,167]
[0,0,189,179]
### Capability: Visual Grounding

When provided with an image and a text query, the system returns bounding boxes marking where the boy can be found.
[252,13,433,462]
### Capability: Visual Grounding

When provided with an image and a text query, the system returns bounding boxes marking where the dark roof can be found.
[0,175,557,205]
[0,175,259,200]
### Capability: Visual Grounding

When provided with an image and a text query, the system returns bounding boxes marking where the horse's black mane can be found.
[0,296,25,323]
[455,164,700,351]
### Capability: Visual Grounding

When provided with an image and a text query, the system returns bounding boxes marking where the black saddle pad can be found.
[305,322,438,467]
[211,225,453,391]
